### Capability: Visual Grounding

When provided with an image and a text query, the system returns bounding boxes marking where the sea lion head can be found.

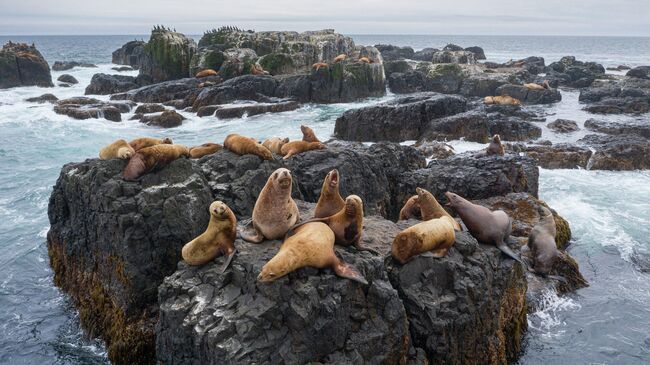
[271,168,292,190]
[444,192,464,207]
[314,142,326,150]
[282,137,289,143]
[162,137,173,144]
[258,255,292,283]
[492,134,501,144]
[345,195,363,216]
[537,205,552,217]
[209,201,230,219]
[392,231,421,264]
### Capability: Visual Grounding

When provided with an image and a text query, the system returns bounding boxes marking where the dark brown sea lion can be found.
[224,134,274,160]
[301,125,320,142]
[258,222,367,284]
[528,206,560,275]
[122,144,190,181]
[280,140,326,159]
[128,137,173,152]
[445,192,522,262]
[392,216,457,264]
[314,169,345,218]
[399,195,421,221]
[189,143,222,158]
[99,139,135,160]
[262,137,289,155]
[485,134,505,156]
[417,187,462,231]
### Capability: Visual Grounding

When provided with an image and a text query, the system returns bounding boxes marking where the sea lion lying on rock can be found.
[189,143,222,158]
[195,69,218,78]
[333,54,347,63]
[358,57,373,64]
[484,95,521,106]
[280,140,326,159]
[181,201,237,272]
[99,139,135,160]
[129,137,173,152]
[314,169,345,218]
[224,134,274,160]
[399,195,421,221]
[392,216,457,264]
[262,137,289,155]
[417,188,462,231]
[258,222,367,284]
[486,134,505,156]
[524,80,550,90]
[122,144,190,181]
[312,62,328,72]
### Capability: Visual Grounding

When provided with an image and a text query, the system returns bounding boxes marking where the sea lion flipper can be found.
[240,226,264,243]
[497,241,524,264]
[219,249,237,273]
[122,154,147,181]
[332,259,368,285]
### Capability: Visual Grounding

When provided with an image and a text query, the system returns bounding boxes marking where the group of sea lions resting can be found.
[483,80,552,105]
[312,53,375,72]
[225,125,326,160]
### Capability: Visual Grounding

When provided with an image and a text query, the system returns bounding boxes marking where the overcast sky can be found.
[1,0,648,36]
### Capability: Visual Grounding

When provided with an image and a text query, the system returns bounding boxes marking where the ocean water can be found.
[0,34,648,364]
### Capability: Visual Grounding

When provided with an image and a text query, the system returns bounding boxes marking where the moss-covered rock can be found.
[140,27,197,82]
[258,52,295,75]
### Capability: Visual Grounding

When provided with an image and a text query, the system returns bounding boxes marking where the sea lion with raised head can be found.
[240,168,299,243]
[392,216,457,264]
[399,195,421,221]
[224,134,274,160]
[195,69,218,78]
[314,169,345,218]
[333,54,347,63]
[181,201,237,272]
[189,143,222,158]
[528,206,560,275]
[262,137,289,155]
[129,137,173,152]
[417,188,462,231]
[99,139,135,160]
[301,125,320,142]
[280,140,326,159]
[122,144,190,181]
[258,222,367,284]
[486,134,505,156]
[484,95,521,106]
[445,192,522,263]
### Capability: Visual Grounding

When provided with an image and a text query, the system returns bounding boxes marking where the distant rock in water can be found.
[51,61,97,71]
[138,27,197,83]
[112,40,146,69]
[0,42,53,89]
[85,73,149,95]
[139,109,185,128]
[57,74,78,84]
[548,119,579,133]
[545,56,605,88]
[53,96,134,122]
[25,93,58,103]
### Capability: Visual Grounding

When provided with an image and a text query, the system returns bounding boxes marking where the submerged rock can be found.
[0,42,53,88]
[57,74,78,84]
[547,119,580,133]
[51,60,97,71]
[25,93,58,103]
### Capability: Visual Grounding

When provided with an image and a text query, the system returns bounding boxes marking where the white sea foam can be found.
[528,289,581,338]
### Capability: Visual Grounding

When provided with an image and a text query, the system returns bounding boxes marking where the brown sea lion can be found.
[258,222,367,284]
[314,169,345,218]
[333,54,347,63]
[486,134,505,156]
[122,144,190,181]
[300,125,320,142]
[99,139,135,160]
[181,201,237,272]
[240,168,299,243]
[195,69,218,78]
[358,57,373,64]
[312,62,328,72]
[128,137,173,152]
[189,143,223,158]
[391,216,457,264]
[251,64,269,75]
[262,137,289,155]
[523,82,545,91]
[399,195,421,221]
[280,140,326,159]
[224,134,274,160]
[417,188,462,231]
[528,206,559,275]
[484,95,521,106]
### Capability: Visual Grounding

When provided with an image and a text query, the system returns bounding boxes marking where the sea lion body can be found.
[99,139,135,160]
[358,57,373,64]
[262,137,289,155]
[300,125,320,142]
[129,137,173,152]
[486,134,505,156]
[280,140,325,159]
[224,134,274,160]
[251,64,269,75]
[314,169,345,218]
[196,69,218,78]
[417,187,461,231]
[523,82,545,91]
[181,201,237,271]
[312,62,328,71]
[392,216,457,264]
[122,144,189,181]
[257,222,367,284]
[189,143,222,158]
[484,95,521,106]
[528,207,559,275]
[399,195,421,221]
[445,192,522,262]
[333,54,347,63]
[241,168,299,242]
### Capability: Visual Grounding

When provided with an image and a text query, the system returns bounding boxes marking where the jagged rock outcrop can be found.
[547,119,579,133]
[0,42,53,88]
[139,110,185,128]
[53,97,134,122]
[375,44,415,61]
[139,28,197,83]
[85,73,150,95]
[578,76,650,114]
[579,134,650,170]
[496,84,562,104]
[584,118,650,139]
[111,77,204,104]
[112,40,146,69]
[211,100,301,119]
[545,56,605,88]
[506,143,592,169]
[626,66,650,79]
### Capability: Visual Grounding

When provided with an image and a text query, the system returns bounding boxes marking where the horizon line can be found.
[1,33,650,38]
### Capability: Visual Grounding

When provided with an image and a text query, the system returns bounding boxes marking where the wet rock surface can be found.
[53,97,134,122]
[85,73,149,95]
[51,60,97,71]
[547,119,580,133]
[579,134,650,170]
[57,74,78,84]
[506,142,592,169]
[0,42,53,88]
[139,110,185,128]
[25,93,58,103]
[584,118,650,139]
[212,100,301,119]
[579,76,650,115]
[545,56,606,88]
[112,40,146,69]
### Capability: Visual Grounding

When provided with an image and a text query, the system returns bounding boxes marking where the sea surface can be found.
[0,34,649,364]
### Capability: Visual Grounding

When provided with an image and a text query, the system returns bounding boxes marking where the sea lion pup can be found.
[484,95,521,106]
[314,169,345,218]
[122,144,190,181]
[485,134,505,156]
[262,137,289,155]
[99,139,135,160]
[223,134,274,161]
[181,201,237,272]
[280,140,326,159]
[312,62,328,72]
[398,195,421,221]
[416,188,462,231]
[444,192,523,263]
[240,168,299,243]
[391,216,457,264]
[195,69,218,78]
[300,125,320,142]
[333,54,347,63]
[189,143,222,158]
[129,137,173,152]
[358,57,373,64]
[258,222,367,284]
[528,206,560,276]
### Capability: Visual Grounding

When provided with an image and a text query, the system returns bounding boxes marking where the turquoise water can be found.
[0,35,649,364]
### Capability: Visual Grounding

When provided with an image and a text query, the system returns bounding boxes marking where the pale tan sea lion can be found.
[314,169,345,218]
[223,134,274,160]
[358,57,373,64]
[523,82,545,91]
[195,69,218,78]
[258,222,367,284]
[240,168,299,242]
[417,188,462,231]
[280,141,325,159]
[484,95,521,106]
[262,137,289,155]
[251,64,269,75]
[181,201,237,272]
[122,144,190,181]
[312,62,328,72]
[300,125,320,142]
[189,143,222,158]
[445,192,522,262]
[128,137,173,152]
[398,195,421,221]
[528,206,560,275]
[99,139,135,160]
[486,134,505,156]
[333,54,347,63]
[391,216,457,264]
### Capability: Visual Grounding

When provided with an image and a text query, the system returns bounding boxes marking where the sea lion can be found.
[333,54,347,63]
[195,69,218,78]
[262,137,289,155]
[240,168,299,243]
[189,143,222,158]
[485,134,505,156]
[258,222,367,284]
[224,134,274,160]
[300,125,320,142]
[484,95,521,106]
[358,57,373,64]
[312,62,328,72]
[523,82,545,91]
[398,195,421,221]
[99,139,135,160]
[251,64,269,75]
[417,188,462,231]
[444,192,522,263]
[280,140,326,159]
[129,137,173,152]
[391,216,457,264]
[122,144,190,181]
[314,169,345,218]
[181,201,237,272]
[528,206,559,275]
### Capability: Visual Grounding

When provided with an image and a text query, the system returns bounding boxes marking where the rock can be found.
[51,61,97,71]
[134,103,166,114]
[413,140,455,159]
[583,97,650,114]
[139,28,197,83]
[547,119,579,133]
[139,110,185,128]
[584,118,650,139]
[85,73,148,95]
[506,142,592,169]
[111,77,202,103]
[383,60,413,77]
[217,48,259,80]
[334,93,467,142]
[112,66,134,72]
[47,157,213,365]
[578,77,650,114]
[196,105,220,117]
[431,50,475,65]
[412,47,438,61]
[606,65,631,71]
[57,74,78,84]
[546,56,605,88]
[388,62,465,94]
[375,44,415,61]
[626,66,650,79]
[112,40,146,69]
[0,42,53,88]
[53,97,132,122]
[213,100,300,119]
[465,46,486,60]
[496,83,562,104]
[579,134,650,170]
[257,52,297,75]
[25,93,58,103]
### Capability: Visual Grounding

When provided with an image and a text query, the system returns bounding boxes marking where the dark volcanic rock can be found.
[375,44,415,61]
[506,143,592,169]
[25,93,58,103]
[51,61,97,71]
[626,66,650,79]
[496,83,562,104]
[57,74,78,84]
[465,46,486,60]
[111,77,202,103]
[85,73,148,95]
[383,60,413,77]
[54,97,132,122]
[139,28,197,83]
[584,118,650,139]
[579,77,650,115]
[134,103,166,114]
[213,100,300,119]
[112,66,134,72]
[112,40,146,69]
[548,119,580,133]
[412,47,438,61]
[579,134,650,170]
[139,110,185,128]
[545,56,605,88]
[0,42,53,88]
